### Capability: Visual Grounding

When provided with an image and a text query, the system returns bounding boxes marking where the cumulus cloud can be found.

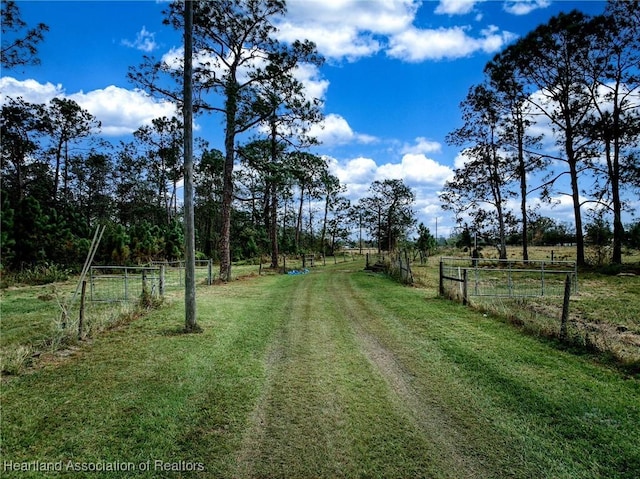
[502,0,551,16]
[435,0,479,15]
[278,0,416,62]
[400,137,442,155]
[308,113,378,146]
[0,76,64,104]
[121,26,158,53]
[69,86,178,136]
[279,0,514,63]
[329,156,379,185]
[453,151,472,169]
[376,153,454,185]
[1,77,178,136]
[327,151,454,235]
[276,22,381,62]
[387,24,517,62]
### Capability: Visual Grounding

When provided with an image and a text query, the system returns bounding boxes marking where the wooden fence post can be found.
[560,274,571,341]
[462,268,468,306]
[159,265,165,297]
[78,280,87,340]
[439,259,444,296]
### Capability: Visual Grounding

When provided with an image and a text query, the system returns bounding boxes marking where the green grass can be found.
[414,248,640,369]
[2,262,639,478]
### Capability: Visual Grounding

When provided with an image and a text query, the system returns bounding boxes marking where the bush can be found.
[1,262,71,287]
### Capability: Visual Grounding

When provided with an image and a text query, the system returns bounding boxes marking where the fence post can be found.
[124,267,129,301]
[508,261,513,297]
[439,259,444,296]
[462,268,468,306]
[560,274,571,341]
[159,265,165,297]
[90,266,94,302]
[302,255,306,269]
[208,259,213,285]
[142,270,148,297]
[78,280,87,340]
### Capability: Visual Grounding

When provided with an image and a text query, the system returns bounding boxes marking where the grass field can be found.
[2,260,639,478]
[416,246,640,370]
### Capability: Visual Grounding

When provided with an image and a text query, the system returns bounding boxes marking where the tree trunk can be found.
[295,183,304,251]
[219,82,238,282]
[183,0,198,332]
[609,135,623,264]
[270,185,278,268]
[517,122,529,261]
[569,158,585,266]
[320,192,329,257]
[269,118,279,268]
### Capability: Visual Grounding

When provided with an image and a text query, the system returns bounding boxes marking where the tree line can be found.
[2,1,425,276]
[441,0,640,266]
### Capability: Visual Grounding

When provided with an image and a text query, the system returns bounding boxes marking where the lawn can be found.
[2,261,639,478]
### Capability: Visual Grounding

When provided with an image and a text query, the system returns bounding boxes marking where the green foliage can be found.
[415,222,437,254]
[625,221,640,249]
[1,262,71,287]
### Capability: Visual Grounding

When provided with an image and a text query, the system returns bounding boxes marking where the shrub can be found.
[1,262,71,287]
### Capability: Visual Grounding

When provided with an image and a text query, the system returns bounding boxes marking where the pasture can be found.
[1,255,639,478]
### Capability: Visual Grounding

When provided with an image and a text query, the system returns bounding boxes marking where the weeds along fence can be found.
[365,251,414,285]
[439,256,577,304]
[89,260,213,303]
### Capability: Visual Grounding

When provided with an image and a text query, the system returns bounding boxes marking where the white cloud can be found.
[0,77,178,136]
[276,22,381,62]
[387,25,517,62]
[277,0,517,64]
[278,0,417,62]
[502,0,551,16]
[293,62,330,102]
[435,0,479,15]
[286,0,417,35]
[400,137,442,155]
[329,156,379,186]
[69,86,178,136]
[121,26,158,53]
[376,153,454,185]
[308,113,377,146]
[0,76,64,104]
[327,152,455,235]
[453,151,472,169]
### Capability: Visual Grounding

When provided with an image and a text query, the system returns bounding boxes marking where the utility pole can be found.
[435,217,438,246]
[183,0,199,332]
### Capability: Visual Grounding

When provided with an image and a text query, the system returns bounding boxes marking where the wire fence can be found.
[89,260,214,303]
[439,257,577,304]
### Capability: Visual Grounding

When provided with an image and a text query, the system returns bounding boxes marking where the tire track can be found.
[327,270,490,479]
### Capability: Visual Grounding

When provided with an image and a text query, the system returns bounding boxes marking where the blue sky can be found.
[3,0,623,239]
